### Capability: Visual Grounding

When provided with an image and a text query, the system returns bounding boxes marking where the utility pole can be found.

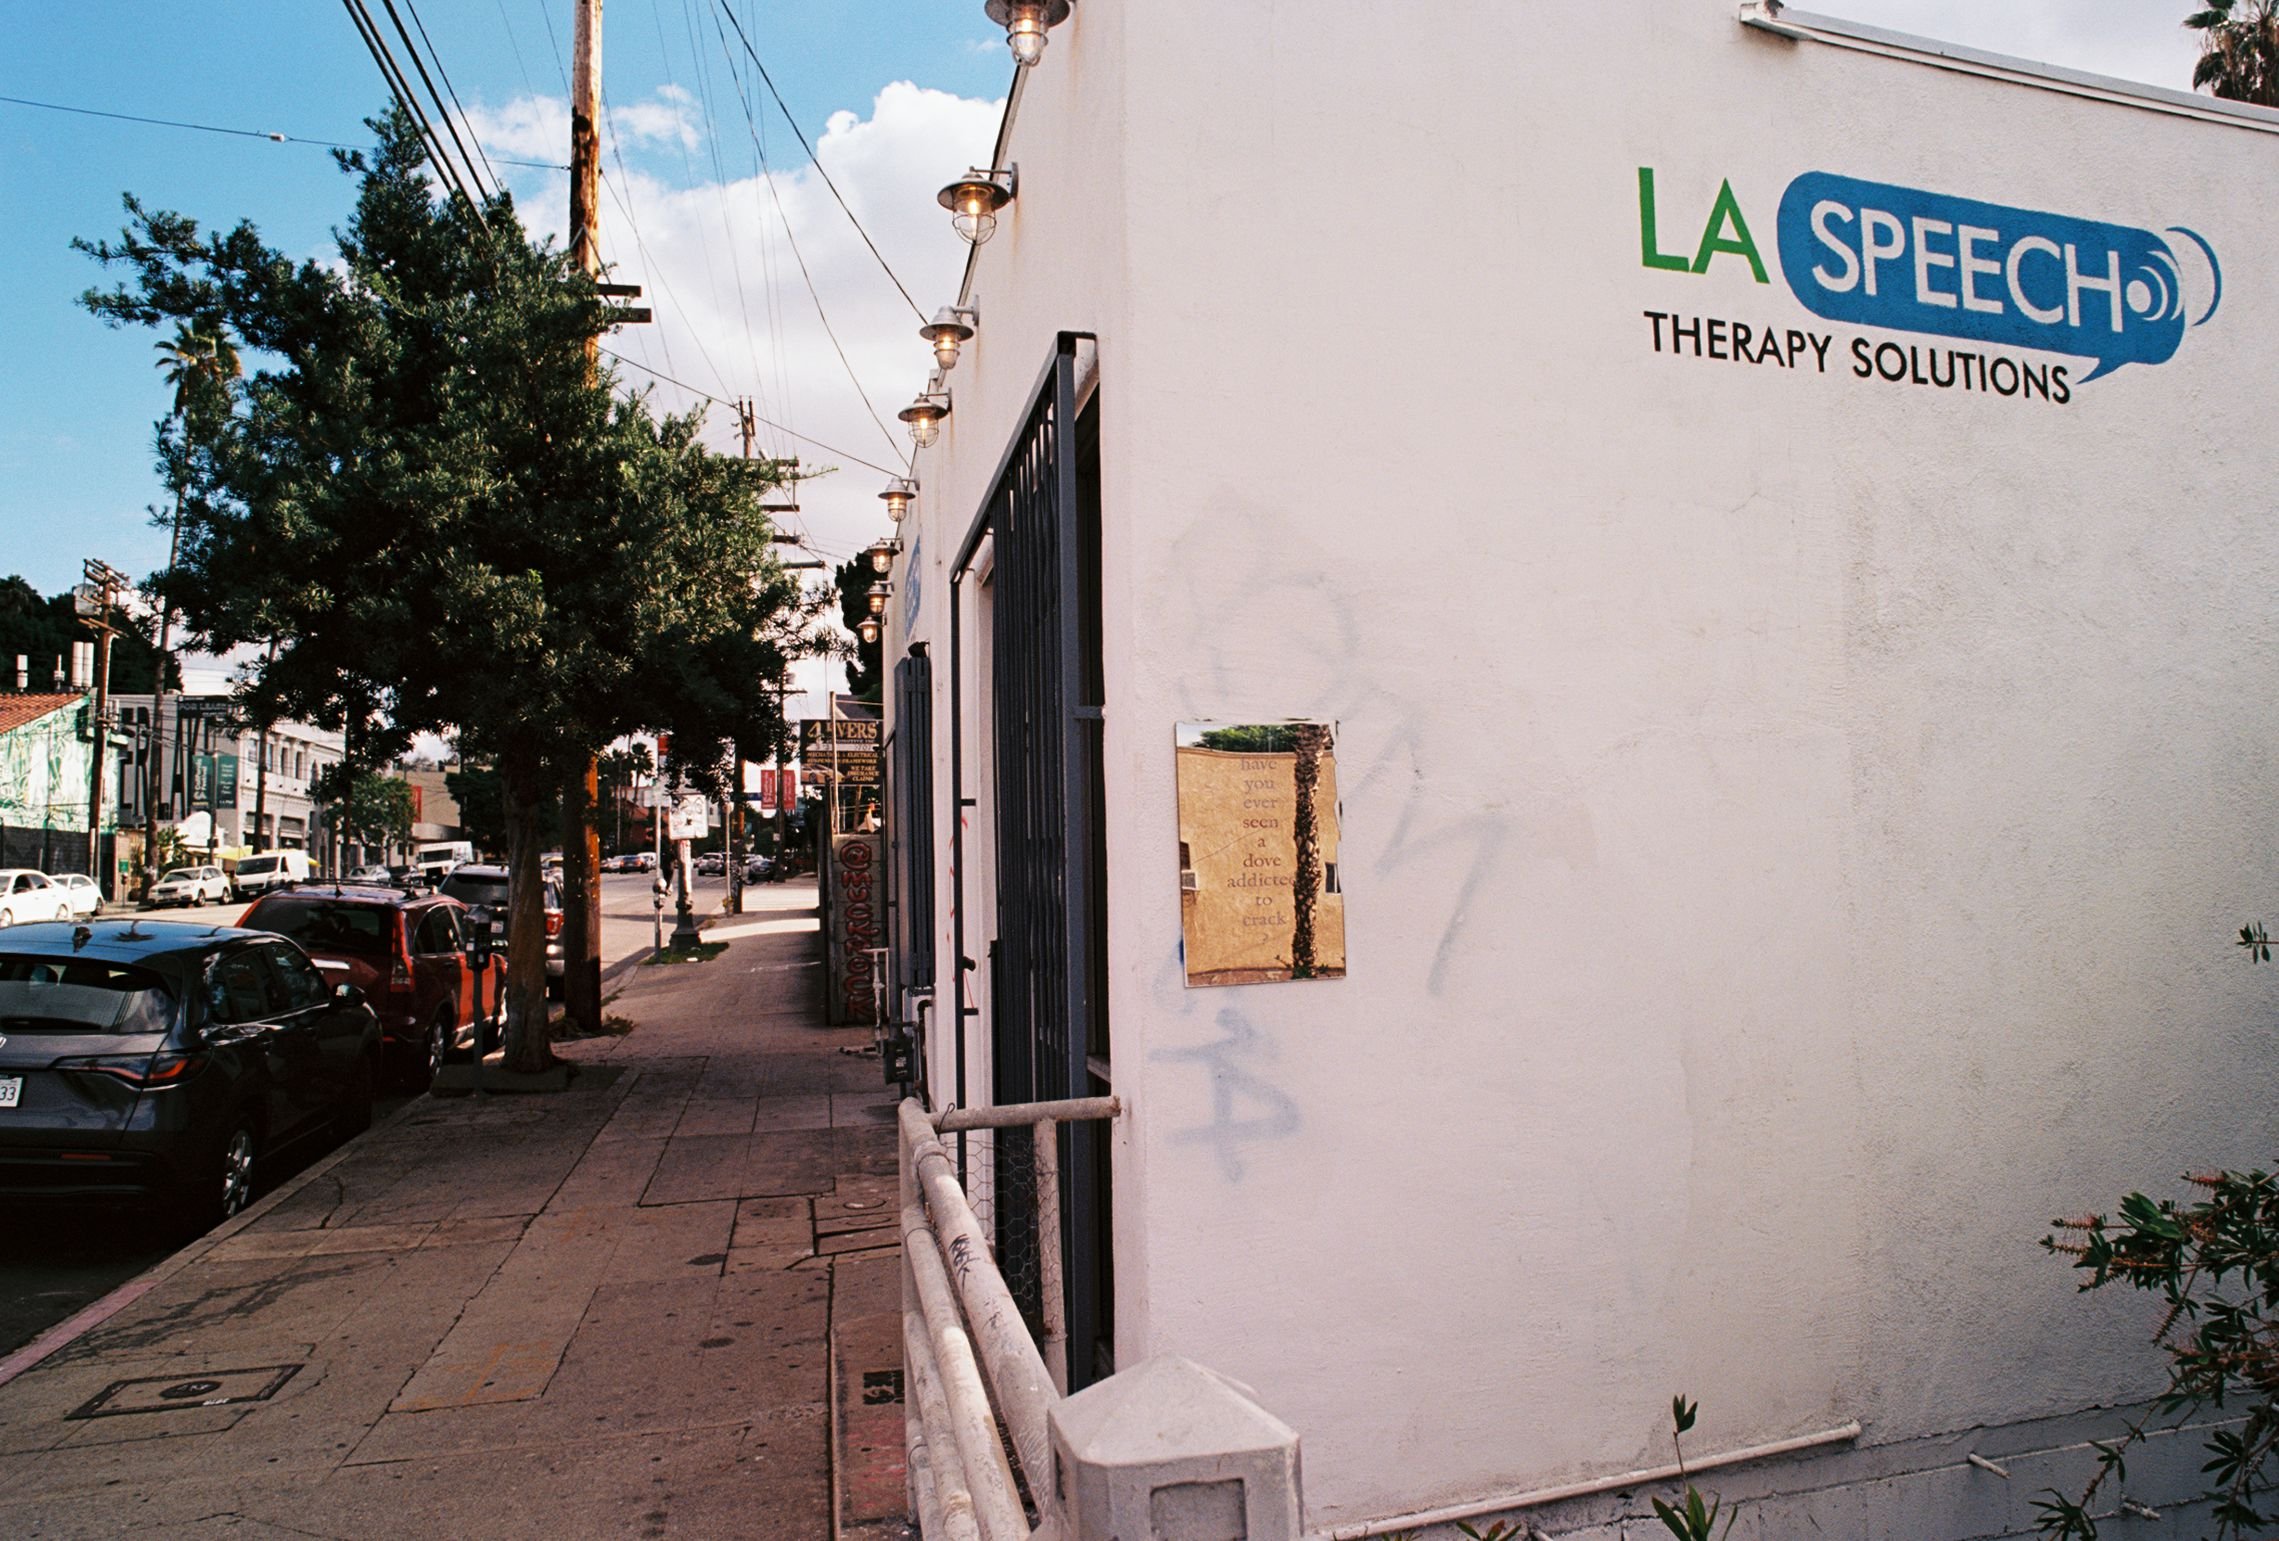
[141,506,183,902]
[726,395,759,916]
[80,560,126,896]
[562,0,608,1033]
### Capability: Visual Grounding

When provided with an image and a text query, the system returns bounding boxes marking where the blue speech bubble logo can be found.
[1775,172,2220,382]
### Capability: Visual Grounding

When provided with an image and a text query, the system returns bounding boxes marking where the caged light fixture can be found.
[921,305,978,372]
[984,0,1071,67]
[857,614,881,646]
[867,539,900,575]
[937,169,1016,245]
[899,391,951,449]
[879,477,918,523]
[867,582,891,617]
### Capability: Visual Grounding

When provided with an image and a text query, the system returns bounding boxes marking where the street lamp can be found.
[984,0,1072,66]
[899,391,950,449]
[937,169,1016,245]
[880,477,917,523]
[921,305,978,371]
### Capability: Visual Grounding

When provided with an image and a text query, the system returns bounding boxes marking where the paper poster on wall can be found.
[1175,721,1346,987]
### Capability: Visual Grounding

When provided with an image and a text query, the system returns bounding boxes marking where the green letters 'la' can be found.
[1636,168,1771,284]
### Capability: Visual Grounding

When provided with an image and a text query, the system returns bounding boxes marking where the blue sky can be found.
[0,2,2207,601]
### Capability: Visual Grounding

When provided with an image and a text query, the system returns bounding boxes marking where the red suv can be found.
[237,886,497,1088]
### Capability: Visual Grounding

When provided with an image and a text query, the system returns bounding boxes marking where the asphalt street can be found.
[0,869,741,1361]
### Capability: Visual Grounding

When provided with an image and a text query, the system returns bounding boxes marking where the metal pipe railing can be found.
[900,1093,1122,1536]
[905,1202,1028,1540]
[901,1101,1059,1490]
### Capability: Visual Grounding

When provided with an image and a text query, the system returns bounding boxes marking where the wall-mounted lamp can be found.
[857,614,882,646]
[899,392,950,449]
[867,539,900,575]
[880,478,918,523]
[867,582,891,617]
[921,305,978,372]
[937,169,1016,245]
[984,0,1071,66]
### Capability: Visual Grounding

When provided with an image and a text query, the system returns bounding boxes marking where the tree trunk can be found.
[561,759,601,1034]
[500,744,554,1072]
[1289,725,1327,980]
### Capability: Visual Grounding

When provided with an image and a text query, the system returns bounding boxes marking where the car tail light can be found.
[545,910,563,938]
[55,1051,209,1089]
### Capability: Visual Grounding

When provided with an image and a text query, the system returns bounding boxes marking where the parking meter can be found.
[463,904,501,1090]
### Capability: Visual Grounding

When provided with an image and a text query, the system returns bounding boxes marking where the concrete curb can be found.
[0,1090,431,1383]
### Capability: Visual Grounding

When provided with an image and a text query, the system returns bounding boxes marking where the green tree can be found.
[2188,1,2279,106]
[79,106,797,1070]
[0,575,168,695]
[330,771,415,857]
[833,556,884,703]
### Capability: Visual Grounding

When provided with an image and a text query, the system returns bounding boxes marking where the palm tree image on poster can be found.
[1174,721,1345,986]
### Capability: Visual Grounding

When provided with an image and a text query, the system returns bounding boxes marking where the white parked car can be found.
[0,870,73,927]
[148,865,230,908]
[54,873,104,919]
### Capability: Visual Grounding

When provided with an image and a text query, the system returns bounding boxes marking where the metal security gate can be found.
[889,648,936,1088]
[950,332,1111,1390]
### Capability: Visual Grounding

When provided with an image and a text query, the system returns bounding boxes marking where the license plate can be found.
[0,1077,19,1109]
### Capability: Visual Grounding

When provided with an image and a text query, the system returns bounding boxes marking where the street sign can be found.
[667,794,710,840]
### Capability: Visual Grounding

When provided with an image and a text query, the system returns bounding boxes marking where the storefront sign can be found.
[825,831,883,1025]
[1174,722,1346,987]
[1636,165,2223,400]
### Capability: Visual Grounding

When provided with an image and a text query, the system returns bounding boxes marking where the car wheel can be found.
[419,1010,450,1087]
[190,1116,260,1235]
[336,1056,375,1137]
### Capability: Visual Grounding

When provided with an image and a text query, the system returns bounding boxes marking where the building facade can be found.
[0,690,121,880]
[110,692,346,859]
[873,5,2279,1535]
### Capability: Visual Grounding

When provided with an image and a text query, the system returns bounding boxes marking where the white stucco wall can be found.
[891,2,2279,1529]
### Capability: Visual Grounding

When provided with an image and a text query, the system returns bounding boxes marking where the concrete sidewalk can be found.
[0,879,914,1541]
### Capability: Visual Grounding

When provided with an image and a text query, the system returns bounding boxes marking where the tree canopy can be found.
[78,105,799,1067]
[2189,1,2279,106]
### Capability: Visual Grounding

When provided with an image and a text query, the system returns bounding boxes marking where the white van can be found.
[232,850,311,899]
[415,841,475,882]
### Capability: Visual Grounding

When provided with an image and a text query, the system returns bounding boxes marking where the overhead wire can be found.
[338,0,490,230]
[400,0,503,192]
[707,0,927,324]
[0,94,562,168]
[600,349,909,479]
[700,0,910,468]
[376,0,496,202]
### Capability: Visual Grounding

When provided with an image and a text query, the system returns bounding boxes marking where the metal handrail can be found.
[900,1094,1121,1538]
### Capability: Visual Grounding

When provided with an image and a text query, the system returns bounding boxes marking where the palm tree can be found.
[142,325,241,897]
[2187,1,2279,107]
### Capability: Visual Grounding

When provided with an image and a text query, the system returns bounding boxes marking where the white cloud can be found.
[469,79,999,582]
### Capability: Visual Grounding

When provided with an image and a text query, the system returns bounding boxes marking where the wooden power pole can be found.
[562,0,607,1033]
[79,560,126,896]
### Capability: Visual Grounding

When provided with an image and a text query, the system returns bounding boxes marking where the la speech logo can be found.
[1640,168,2223,382]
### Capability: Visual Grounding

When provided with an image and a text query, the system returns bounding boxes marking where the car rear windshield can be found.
[248,901,397,956]
[440,874,509,908]
[0,957,175,1035]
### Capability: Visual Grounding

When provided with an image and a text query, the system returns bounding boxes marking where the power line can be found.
[377,0,497,203]
[0,93,563,168]
[400,0,503,192]
[600,348,908,478]
[708,0,927,324]
[700,1,910,466]
[339,0,489,228]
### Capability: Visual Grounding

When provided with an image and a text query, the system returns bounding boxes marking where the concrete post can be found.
[1047,1355,1302,1541]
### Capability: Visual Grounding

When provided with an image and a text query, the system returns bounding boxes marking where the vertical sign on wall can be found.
[825,831,883,1025]
[1175,721,1347,986]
